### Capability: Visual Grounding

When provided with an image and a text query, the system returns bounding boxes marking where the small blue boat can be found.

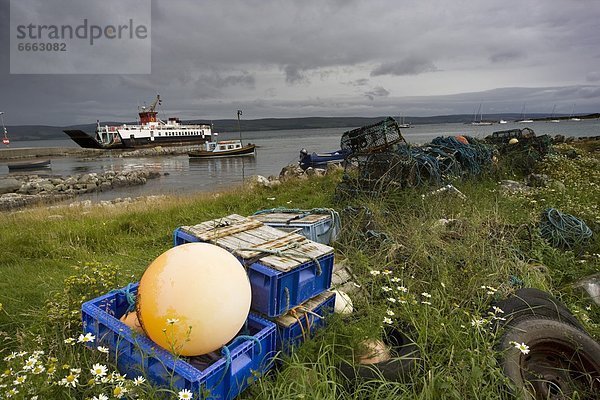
[298,148,351,170]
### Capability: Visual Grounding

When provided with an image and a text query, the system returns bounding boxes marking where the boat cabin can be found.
[205,140,244,152]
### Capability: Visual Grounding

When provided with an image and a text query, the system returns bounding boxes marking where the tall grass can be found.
[0,142,598,399]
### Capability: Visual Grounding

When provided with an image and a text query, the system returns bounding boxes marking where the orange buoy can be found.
[456,135,468,145]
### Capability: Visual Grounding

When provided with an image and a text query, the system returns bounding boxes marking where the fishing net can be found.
[336,136,495,198]
[340,117,407,155]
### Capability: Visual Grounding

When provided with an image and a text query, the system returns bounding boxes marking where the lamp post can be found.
[237,110,243,145]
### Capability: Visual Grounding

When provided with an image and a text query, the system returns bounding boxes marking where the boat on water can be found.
[516,103,533,123]
[64,95,216,149]
[471,103,493,126]
[549,105,560,123]
[7,159,51,171]
[398,115,412,128]
[299,148,351,170]
[499,119,508,124]
[1,111,9,146]
[188,140,255,159]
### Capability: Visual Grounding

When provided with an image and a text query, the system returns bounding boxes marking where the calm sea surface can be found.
[2,120,599,201]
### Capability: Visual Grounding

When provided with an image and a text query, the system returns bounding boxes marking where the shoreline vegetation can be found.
[0,138,598,399]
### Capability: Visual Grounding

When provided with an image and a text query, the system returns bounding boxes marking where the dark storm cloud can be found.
[344,79,369,87]
[2,0,600,124]
[364,86,390,101]
[371,57,438,77]
[489,50,524,63]
[284,65,308,85]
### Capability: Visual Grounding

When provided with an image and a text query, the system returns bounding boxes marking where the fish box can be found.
[249,211,339,245]
[173,214,335,317]
[274,291,336,355]
[81,283,276,400]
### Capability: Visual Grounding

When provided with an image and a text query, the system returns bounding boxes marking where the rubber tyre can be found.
[491,288,584,331]
[337,326,420,384]
[500,317,600,399]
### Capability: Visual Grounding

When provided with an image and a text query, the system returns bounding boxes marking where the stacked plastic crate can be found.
[173,214,337,356]
[81,284,276,400]
[248,209,339,246]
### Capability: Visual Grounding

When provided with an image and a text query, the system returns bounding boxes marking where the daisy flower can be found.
[97,346,109,354]
[369,270,381,276]
[90,363,108,378]
[383,317,393,324]
[511,341,530,355]
[386,309,395,316]
[77,333,95,343]
[179,388,194,399]
[113,385,127,399]
[133,376,146,386]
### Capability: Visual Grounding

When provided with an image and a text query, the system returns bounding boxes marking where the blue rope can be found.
[109,283,137,313]
[211,335,262,389]
[540,208,593,250]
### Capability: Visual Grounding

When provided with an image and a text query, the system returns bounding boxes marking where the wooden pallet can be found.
[180,214,334,272]
[250,212,330,225]
[274,291,335,327]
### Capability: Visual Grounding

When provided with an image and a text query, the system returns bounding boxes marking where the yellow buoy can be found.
[137,243,251,356]
[120,311,143,334]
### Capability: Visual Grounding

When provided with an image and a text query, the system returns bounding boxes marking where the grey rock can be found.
[500,180,530,194]
[0,178,22,195]
[526,173,550,187]
[549,180,566,192]
[574,273,600,306]
[246,175,270,188]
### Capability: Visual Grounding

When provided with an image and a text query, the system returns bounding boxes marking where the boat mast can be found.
[1,112,9,146]
[237,109,243,145]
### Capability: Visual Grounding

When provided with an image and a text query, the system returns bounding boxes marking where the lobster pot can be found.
[340,117,406,155]
[273,291,336,355]
[173,214,335,317]
[249,212,338,245]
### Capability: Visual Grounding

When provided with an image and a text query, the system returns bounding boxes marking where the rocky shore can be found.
[0,170,160,211]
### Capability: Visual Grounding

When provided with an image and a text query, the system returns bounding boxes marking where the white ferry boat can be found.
[64,95,216,149]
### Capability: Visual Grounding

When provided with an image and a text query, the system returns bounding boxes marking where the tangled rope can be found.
[540,208,593,250]
[110,283,137,314]
[343,136,494,194]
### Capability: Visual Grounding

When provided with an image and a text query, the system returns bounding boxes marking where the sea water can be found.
[1,120,598,201]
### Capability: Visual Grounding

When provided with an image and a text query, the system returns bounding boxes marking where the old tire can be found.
[491,288,584,331]
[500,318,600,399]
[338,325,420,383]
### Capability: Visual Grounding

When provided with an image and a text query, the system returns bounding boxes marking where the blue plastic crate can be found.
[81,284,276,400]
[173,216,335,318]
[250,212,338,245]
[274,291,336,355]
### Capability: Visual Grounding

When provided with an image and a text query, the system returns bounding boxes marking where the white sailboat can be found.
[569,104,580,121]
[471,103,493,126]
[397,115,411,128]
[1,112,9,146]
[550,105,560,123]
[516,104,533,123]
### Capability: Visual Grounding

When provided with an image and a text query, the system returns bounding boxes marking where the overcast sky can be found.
[1,0,600,125]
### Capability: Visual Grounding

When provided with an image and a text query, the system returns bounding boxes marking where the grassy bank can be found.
[0,142,598,399]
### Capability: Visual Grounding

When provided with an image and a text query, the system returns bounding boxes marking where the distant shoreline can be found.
[5,113,599,142]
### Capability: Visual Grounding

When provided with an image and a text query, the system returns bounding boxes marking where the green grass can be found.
[0,143,598,399]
